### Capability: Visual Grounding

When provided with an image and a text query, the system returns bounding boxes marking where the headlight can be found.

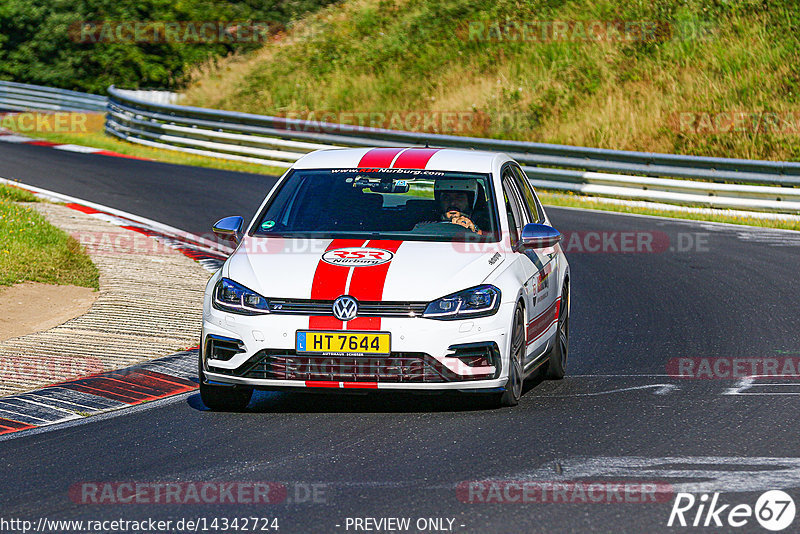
[423,285,501,320]
[213,278,269,315]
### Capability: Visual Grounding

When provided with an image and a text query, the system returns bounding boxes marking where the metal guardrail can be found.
[105,86,800,214]
[0,80,107,112]
[4,80,800,214]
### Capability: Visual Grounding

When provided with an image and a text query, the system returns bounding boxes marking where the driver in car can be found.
[415,179,482,233]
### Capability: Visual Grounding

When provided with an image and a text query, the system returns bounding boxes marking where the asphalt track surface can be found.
[2,142,800,533]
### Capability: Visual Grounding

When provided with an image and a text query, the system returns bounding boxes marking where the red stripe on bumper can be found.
[310,316,344,329]
[305,381,340,388]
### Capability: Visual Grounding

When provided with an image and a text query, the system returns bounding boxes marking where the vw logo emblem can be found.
[332,296,358,321]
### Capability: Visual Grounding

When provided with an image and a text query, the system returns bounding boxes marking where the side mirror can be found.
[519,223,561,250]
[212,216,244,244]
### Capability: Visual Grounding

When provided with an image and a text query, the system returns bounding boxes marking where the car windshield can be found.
[252,168,499,242]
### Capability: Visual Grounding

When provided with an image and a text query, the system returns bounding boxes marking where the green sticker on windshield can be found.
[261,220,275,230]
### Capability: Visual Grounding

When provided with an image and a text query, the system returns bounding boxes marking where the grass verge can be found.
[538,191,800,231]
[0,184,99,288]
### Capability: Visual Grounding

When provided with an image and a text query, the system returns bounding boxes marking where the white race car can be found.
[200,147,570,409]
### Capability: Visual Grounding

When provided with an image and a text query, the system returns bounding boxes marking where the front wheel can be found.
[545,280,570,380]
[198,358,253,411]
[495,303,526,407]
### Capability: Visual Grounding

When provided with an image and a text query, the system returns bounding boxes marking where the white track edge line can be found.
[0,176,233,253]
[546,201,800,234]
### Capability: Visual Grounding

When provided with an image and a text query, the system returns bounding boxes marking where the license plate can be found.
[296,331,391,355]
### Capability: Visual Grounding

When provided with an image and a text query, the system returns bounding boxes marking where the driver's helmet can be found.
[434,179,479,211]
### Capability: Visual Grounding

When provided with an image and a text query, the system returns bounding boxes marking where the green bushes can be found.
[0,0,336,93]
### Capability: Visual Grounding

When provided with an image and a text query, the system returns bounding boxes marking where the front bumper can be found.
[201,302,514,392]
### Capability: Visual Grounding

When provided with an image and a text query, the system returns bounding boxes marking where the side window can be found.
[502,170,527,247]
[511,165,545,223]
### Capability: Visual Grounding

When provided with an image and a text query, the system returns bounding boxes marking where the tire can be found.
[198,356,253,411]
[545,280,570,380]
[495,303,526,407]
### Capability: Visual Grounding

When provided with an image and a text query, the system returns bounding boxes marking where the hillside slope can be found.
[182,0,800,161]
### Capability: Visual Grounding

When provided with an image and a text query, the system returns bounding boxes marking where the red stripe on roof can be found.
[391,148,441,169]
[357,148,406,168]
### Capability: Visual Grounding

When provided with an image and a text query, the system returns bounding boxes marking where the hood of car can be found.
[225,237,506,302]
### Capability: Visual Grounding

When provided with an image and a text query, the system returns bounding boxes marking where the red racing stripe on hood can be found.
[309,239,364,330]
[391,148,441,169]
[357,148,406,168]
[346,240,403,330]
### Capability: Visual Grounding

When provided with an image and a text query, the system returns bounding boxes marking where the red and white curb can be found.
[0,350,198,436]
[0,178,233,272]
[0,180,237,435]
[0,127,149,160]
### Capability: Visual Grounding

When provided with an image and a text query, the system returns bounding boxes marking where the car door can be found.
[505,164,559,361]
[500,168,539,364]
